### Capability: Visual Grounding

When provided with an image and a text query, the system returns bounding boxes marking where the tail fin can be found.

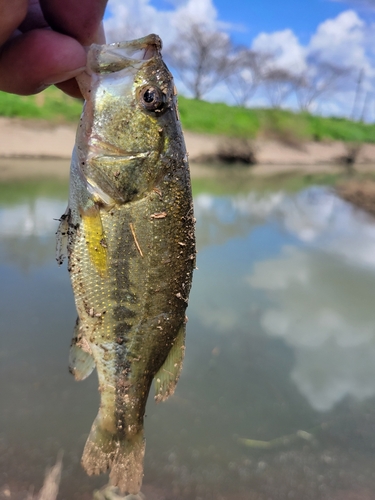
[81,416,145,495]
[109,433,145,494]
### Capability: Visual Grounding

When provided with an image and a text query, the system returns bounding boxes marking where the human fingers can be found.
[40,0,108,96]
[39,0,108,45]
[0,29,86,95]
[0,0,28,45]
[55,79,82,98]
[40,0,108,97]
[18,0,49,32]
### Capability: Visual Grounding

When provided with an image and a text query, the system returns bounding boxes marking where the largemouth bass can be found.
[57,34,195,495]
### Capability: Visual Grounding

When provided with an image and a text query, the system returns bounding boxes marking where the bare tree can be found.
[294,58,352,112]
[165,22,233,100]
[359,90,371,122]
[226,48,270,107]
[262,67,299,108]
[351,68,365,120]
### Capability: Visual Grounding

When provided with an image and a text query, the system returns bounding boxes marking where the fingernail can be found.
[43,66,86,85]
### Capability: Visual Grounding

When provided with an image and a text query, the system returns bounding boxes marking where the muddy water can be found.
[1,172,375,499]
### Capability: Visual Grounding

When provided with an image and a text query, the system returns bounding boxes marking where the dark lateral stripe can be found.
[113,305,136,320]
[114,322,133,336]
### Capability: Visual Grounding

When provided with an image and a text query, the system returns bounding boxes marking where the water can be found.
[2,171,375,499]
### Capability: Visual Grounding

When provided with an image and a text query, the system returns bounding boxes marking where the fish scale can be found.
[57,34,195,495]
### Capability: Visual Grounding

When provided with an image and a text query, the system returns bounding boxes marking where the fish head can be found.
[75,34,186,206]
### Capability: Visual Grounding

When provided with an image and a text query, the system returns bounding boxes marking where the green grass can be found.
[304,114,375,143]
[179,98,375,144]
[0,87,82,122]
[0,87,375,143]
[178,97,261,137]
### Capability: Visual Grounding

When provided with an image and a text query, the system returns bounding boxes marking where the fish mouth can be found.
[87,34,162,74]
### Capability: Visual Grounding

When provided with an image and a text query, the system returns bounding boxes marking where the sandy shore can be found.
[0,117,375,180]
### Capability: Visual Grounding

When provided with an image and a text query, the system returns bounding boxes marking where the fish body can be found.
[57,35,195,494]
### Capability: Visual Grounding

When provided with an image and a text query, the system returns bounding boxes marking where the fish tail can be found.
[82,415,145,495]
[109,432,145,494]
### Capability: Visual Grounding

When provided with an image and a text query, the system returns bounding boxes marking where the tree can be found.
[262,67,299,108]
[165,22,233,100]
[350,68,365,121]
[226,48,270,107]
[294,58,352,112]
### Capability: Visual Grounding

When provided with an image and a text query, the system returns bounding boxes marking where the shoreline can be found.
[0,117,375,181]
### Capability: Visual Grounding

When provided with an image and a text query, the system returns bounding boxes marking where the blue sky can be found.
[104,0,375,118]
[144,0,373,45]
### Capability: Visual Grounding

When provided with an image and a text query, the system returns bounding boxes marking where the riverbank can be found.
[1,117,375,182]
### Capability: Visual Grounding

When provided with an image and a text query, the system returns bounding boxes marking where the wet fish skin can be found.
[57,34,195,494]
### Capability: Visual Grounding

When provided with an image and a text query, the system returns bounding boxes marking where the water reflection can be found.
[0,198,66,271]
[2,175,375,499]
[249,248,375,411]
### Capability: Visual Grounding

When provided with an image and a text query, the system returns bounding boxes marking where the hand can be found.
[0,0,107,97]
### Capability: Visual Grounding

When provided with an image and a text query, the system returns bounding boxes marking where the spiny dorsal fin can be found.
[154,324,186,402]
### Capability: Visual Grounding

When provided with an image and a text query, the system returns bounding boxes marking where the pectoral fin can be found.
[154,324,186,402]
[69,318,96,381]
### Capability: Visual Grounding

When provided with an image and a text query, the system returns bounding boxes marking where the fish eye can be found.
[139,86,165,111]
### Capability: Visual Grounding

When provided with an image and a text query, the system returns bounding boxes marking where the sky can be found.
[103,0,375,119]
[145,0,370,45]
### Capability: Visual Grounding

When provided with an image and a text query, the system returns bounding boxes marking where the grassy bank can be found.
[1,87,375,143]
[178,98,375,143]
[0,87,82,122]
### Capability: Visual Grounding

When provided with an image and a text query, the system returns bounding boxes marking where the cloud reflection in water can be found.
[246,187,375,411]
[3,185,375,412]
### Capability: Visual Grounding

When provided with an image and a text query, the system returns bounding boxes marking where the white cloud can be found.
[105,0,170,43]
[308,10,371,74]
[252,29,307,75]
[249,10,375,115]
[248,246,375,411]
[250,10,375,114]
[103,3,375,116]
[190,185,375,411]
[197,186,375,267]
[194,186,375,412]
[251,10,371,78]
[104,0,222,46]
[170,0,219,30]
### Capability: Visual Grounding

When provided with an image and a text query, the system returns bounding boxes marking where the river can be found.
[1,168,375,499]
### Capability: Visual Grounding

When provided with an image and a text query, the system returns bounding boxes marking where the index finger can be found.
[39,0,108,45]
[0,0,28,45]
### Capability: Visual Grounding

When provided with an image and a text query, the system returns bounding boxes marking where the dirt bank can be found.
[0,117,375,181]
[337,180,375,218]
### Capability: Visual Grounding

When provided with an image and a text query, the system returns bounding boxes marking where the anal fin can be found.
[154,324,186,402]
[69,317,96,381]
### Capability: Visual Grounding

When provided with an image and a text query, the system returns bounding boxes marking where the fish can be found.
[56,34,195,495]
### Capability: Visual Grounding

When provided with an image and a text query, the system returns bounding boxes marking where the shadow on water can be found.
[2,167,375,499]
